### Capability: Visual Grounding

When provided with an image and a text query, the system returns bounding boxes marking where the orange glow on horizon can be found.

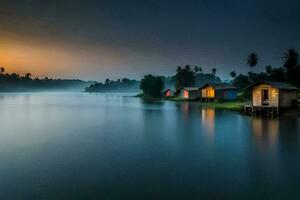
[0,35,127,79]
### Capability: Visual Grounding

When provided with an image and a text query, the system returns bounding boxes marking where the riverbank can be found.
[201,101,245,112]
[136,93,245,111]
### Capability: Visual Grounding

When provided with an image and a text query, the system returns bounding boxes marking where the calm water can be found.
[0,93,299,199]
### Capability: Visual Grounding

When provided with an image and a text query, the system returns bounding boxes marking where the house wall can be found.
[215,90,238,100]
[279,90,297,107]
[164,90,173,97]
[179,89,200,99]
[189,90,201,100]
[201,86,215,98]
[179,89,189,98]
[252,84,279,107]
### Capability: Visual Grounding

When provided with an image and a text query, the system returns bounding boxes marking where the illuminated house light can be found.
[184,90,189,98]
[166,90,171,97]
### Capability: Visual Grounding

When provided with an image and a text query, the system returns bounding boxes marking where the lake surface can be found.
[0,93,299,199]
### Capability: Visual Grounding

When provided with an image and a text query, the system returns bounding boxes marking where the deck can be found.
[244,105,279,117]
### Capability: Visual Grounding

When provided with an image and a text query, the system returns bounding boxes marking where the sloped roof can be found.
[200,83,239,90]
[177,87,200,92]
[161,89,173,93]
[245,81,298,90]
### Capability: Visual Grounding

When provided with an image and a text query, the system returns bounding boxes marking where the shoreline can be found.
[135,94,300,116]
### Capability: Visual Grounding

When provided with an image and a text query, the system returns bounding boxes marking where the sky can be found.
[0,0,299,81]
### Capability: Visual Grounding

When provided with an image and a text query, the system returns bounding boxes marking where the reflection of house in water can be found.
[252,118,279,147]
[201,108,215,134]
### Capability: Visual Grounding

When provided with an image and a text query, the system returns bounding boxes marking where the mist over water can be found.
[0,93,299,199]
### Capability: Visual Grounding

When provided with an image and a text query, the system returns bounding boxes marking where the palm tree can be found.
[198,66,202,73]
[230,71,236,79]
[212,68,216,75]
[176,66,182,73]
[283,49,299,71]
[194,66,199,74]
[247,53,258,72]
[185,65,191,71]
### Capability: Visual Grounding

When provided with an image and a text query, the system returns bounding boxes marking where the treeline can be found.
[140,65,221,97]
[230,49,300,88]
[163,65,221,89]
[85,78,139,92]
[140,49,300,97]
[0,67,92,92]
[85,66,221,94]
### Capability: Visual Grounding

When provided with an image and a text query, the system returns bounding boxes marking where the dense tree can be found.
[230,71,236,78]
[247,53,258,72]
[0,66,92,92]
[140,75,164,97]
[232,74,251,88]
[282,49,300,87]
[85,78,139,92]
[0,67,5,73]
[283,49,299,71]
[212,68,216,75]
[175,65,196,89]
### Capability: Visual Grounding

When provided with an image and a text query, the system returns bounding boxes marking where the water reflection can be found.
[201,108,215,135]
[252,117,279,148]
[0,93,299,199]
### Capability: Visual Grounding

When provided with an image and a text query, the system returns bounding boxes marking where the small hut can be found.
[176,87,201,100]
[246,81,298,108]
[161,89,174,97]
[200,83,239,101]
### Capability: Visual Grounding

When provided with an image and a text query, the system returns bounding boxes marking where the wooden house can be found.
[176,87,201,100]
[246,81,298,108]
[200,84,239,101]
[161,89,174,97]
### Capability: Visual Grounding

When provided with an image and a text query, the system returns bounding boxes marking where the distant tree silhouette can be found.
[105,78,110,84]
[283,49,299,70]
[230,71,236,78]
[175,65,196,89]
[283,49,300,87]
[140,75,164,97]
[0,67,91,92]
[25,73,31,79]
[0,67,5,74]
[198,66,202,73]
[212,68,216,75]
[194,66,199,74]
[265,65,272,76]
[247,53,258,72]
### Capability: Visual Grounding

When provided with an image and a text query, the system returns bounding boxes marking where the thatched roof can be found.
[245,81,298,90]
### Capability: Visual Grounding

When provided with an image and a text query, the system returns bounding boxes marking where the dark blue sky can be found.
[0,0,299,80]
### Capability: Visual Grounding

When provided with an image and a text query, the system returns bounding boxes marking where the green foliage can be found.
[140,75,164,97]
